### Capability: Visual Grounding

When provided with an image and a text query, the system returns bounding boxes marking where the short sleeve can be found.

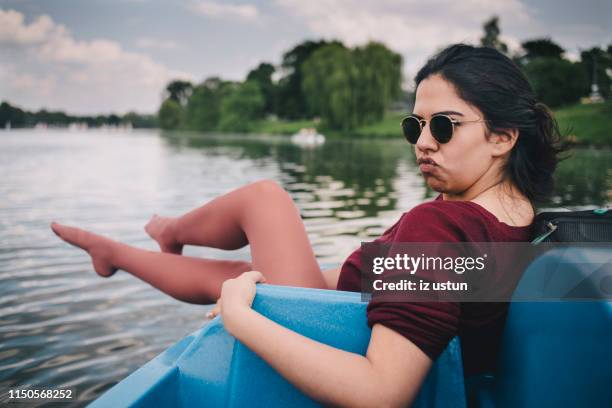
[366,202,466,360]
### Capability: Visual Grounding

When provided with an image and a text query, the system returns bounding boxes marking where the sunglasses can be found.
[401,114,487,144]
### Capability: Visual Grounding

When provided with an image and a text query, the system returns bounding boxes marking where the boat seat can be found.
[468,245,612,407]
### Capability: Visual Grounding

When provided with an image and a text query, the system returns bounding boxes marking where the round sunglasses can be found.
[401,114,487,144]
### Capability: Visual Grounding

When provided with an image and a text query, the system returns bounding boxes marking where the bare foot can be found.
[144,214,183,255]
[50,222,118,277]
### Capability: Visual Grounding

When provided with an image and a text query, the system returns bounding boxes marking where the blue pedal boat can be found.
[91,246,612,407]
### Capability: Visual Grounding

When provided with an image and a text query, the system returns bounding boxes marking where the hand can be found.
[206,271,266,325]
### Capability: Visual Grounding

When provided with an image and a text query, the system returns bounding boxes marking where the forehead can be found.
[413,74,478,116]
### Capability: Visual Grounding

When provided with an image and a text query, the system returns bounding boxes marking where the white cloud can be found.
[0,9,192,114]
[135,37,182,50]
[0,9,57,45]
[274,0,532,83]
[190,1,259,21]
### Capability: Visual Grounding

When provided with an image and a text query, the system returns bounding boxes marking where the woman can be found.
[51,44,564,407]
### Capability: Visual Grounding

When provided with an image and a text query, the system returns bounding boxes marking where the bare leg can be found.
[50,180,328,303]
[145,180,327,287]
[50,223,251,303]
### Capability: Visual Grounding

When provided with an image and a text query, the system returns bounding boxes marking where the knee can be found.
[250,179,290,200]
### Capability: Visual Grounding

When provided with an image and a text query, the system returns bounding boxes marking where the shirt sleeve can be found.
[366,202,466,361]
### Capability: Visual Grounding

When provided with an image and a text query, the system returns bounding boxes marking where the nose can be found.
[415,121,439,153]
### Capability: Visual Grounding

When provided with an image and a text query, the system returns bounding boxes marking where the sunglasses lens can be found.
[401,117,421,144]
[430,115,453,143]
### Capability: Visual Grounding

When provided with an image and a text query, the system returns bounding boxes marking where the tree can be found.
[123,112,158,128]
[218,81,265,132]
[353,42,403,124]
[580,46,612,99]
[246,63,276,115]
[163,80,193,107]
[480,16,508,54]
[523,58,588,107]
[301,42,403,130]
[158,98,183,129]
[520,39,565,63]
[184,77,233,131]
[302,43,358,130]
[0,101,26,127]
[276,40,340,119]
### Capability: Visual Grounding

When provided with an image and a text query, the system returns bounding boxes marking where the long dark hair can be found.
[415,43,568,205]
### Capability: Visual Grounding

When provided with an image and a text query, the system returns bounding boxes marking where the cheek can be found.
[442,140,490,186]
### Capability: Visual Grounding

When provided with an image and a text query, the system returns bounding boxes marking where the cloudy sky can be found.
[1,0,610,115]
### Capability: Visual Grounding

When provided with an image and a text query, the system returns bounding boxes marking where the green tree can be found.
[246,63,276,115]
[353,42,403,124]
[277,40,339,119]
[523,57,588,107]
[580,46,612,99]
[122,112,158,128]
[0,101,26,127]
[184,77,232,131]
[302,43,358,130]
[158,98,183,129]
[164,80,193,106]
[480,16,508,54]
[520,39,565,63]
[218,81,265,132]
[302,42,403,130]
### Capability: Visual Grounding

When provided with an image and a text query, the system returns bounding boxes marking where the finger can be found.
[243,270,266,283]
[207,306,219,319]
[206,299,221,319]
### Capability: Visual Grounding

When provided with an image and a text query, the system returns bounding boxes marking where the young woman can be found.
[51,44,564,407]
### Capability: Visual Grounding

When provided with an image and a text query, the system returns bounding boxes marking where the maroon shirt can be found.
[336,194,533,376]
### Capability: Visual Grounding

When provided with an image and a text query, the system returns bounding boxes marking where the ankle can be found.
[170,217,183,245]
[104,240,121,265]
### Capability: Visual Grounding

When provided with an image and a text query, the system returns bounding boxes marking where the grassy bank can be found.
[251,118,318,135]
[251,102,611,146]
[554,101,611,146]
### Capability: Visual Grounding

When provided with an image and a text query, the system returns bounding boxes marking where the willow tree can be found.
[353,42,402,125]
[302,43,358,130]
[302,42,402,131]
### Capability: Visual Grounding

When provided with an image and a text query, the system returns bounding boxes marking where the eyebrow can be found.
[412,111,465,119]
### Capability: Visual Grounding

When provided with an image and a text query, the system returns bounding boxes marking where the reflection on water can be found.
[1,129,610,405]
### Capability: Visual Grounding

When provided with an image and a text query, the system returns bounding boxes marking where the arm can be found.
[219,273,432,408]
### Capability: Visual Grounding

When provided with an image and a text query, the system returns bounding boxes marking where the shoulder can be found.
[394,200,489,242]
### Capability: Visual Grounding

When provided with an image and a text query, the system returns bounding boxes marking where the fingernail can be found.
[206,312,213,318]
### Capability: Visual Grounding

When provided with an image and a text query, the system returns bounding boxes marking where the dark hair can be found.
[415,43,568,205]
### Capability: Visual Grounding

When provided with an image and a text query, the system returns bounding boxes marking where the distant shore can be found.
[3,101,610,147]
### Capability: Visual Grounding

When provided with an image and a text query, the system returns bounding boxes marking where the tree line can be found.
[481,17,610,107]
[158,40,403,132]
[0,102,158,129]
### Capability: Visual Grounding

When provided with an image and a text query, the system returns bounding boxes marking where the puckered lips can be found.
[417,157,438,173]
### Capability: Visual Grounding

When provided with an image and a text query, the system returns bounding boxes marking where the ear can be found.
[489,128,518,157]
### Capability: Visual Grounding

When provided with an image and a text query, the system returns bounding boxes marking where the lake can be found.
[1,128,610,406]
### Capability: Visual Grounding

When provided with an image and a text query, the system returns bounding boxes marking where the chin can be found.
[423,176,446,192]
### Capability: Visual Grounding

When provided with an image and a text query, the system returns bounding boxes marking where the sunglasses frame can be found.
[401,114,488,144]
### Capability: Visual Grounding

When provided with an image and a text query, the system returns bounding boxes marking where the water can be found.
[1,129,610,406]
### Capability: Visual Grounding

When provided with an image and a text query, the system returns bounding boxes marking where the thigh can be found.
[240,180,327,289]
